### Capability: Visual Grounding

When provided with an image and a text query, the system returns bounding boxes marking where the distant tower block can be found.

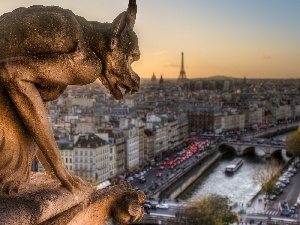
[177,52,188,82]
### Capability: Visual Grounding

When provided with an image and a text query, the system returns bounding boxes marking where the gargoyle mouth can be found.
[98,73,140,100]
[119,84,138,95]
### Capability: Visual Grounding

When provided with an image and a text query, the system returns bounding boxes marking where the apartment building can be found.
[73,134,110,183]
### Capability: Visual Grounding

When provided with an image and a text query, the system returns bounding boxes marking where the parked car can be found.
[126,176,134,182]
[133,173,140,178]
[283,171,294,178]
[278,177,290,184]
[156,204,169,209]
[273,187,283,195]
[264,194,276,201]
[288,167,297,174]
[276,182,286,188]
[140,171,147,176]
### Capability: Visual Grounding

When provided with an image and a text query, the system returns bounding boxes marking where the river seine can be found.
[178,132,293,206]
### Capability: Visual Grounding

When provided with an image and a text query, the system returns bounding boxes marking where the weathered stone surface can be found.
[0,0,139,193]
[0,173,145,225]
[0,0,143,224]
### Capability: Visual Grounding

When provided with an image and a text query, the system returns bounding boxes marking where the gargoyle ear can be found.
[112,12,127,38]
[111,0,137,36]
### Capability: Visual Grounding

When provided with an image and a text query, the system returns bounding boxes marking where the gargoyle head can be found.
[99,0,140,100]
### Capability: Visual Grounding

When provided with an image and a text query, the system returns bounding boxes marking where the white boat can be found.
[225,158,243,173]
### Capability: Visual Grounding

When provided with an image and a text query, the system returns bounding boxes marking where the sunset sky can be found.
[1,0,300,79]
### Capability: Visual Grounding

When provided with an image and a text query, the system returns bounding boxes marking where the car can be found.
[144,201,157,210]
[140,171,147,176]
[156,204,169,209]
[273,187,283,195]
[264,194,276,201]
[133,173,140,178]
[278,177,290,184]
[143,203,152,209]
[288,167,297,174]
[126,176,134,182]
[281,208,290,217]
[160,161,167,166]
[158,166,165,171]
[283,172,294,178]
[147,166,153,171]
[276,182,286,188]
[289,206,296,215]
[139,176,146,183]
[156,172,163,177]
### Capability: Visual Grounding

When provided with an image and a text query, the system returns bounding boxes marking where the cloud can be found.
[259,53,271,60]
[154,50,168,55]
[163,63,180,68]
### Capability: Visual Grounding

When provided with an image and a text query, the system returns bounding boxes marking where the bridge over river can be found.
[219,140,287,158]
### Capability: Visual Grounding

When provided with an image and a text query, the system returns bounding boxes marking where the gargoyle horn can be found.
[127,0,137,29]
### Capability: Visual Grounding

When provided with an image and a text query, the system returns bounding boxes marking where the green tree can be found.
[286,126,300,159]
[169,194,239,225]
[252,158,283,197]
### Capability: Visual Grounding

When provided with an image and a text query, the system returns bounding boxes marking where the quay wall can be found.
[169,152,222,199]
[165,151,222,199]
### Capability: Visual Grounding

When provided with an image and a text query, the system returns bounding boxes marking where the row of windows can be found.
[74,148,109,156]
[74,155,109,163]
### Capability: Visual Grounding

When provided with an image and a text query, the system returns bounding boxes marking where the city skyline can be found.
[1,0,300,79]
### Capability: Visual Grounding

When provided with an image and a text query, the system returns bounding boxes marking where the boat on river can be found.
[225,158,243,173]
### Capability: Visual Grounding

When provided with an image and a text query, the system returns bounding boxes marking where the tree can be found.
[252,158,283,197]
[286,126,300,159]
[169,194,239,225]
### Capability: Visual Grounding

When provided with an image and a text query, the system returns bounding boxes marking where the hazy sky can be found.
[1,0,300,79]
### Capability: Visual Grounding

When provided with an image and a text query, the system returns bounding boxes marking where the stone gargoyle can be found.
[0,0,144,224]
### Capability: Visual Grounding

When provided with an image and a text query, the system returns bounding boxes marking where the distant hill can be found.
[192,75,238,80]
[141,75,241,81]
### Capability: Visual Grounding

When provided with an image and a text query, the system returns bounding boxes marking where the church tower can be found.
[159,74,164,85]
[177,52,188,82]
[151,72,157,82]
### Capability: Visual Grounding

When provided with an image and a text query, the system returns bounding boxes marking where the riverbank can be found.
[159,150,222,199]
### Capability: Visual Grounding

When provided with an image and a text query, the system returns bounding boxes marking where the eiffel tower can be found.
[177,52,188,82]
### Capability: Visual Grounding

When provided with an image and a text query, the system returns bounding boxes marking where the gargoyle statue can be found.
[0,0,140,193]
